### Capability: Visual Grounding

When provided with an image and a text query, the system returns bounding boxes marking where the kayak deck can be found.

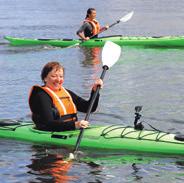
[4,35,184,48]
[0,122,184,155]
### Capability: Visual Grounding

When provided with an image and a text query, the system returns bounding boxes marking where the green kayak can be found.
[4,35,184,48]
[0,121,184,155]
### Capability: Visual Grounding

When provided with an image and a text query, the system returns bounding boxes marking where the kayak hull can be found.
[4,35,184,48]
[0,122,184,155]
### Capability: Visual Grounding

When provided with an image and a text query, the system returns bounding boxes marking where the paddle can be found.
[90,11,134,39]
[66,11,134,48]
[69,41,121,160]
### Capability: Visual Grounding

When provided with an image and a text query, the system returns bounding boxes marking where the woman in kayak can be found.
[76,8,109,40]
[29,61,103,132]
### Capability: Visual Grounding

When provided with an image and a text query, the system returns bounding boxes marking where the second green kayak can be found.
[0,121,184,155]
[4,35,184,48]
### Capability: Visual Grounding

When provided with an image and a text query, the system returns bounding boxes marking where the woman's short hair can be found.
[41,61,64,83]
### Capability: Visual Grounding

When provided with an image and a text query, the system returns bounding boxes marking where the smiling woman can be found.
[28,61,103,132]
[41,62,65,91]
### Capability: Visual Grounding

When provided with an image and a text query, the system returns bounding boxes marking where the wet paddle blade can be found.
[69,153,75,160]
[120,11,134,22]
[102,41,121,68]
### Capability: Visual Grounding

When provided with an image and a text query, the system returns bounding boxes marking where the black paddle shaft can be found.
[109,20,120,28]
[90,20,121,39]
[74,65,109,152]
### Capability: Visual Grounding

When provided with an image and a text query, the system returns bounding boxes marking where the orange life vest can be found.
[41,86,77,116]
[84,18,100,36]
[29,85,77,122]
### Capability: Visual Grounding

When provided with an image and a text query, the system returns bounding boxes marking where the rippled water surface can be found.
[0,0,184,182]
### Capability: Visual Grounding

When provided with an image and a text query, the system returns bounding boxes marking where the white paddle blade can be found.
[102,41,121,68]
[69,153,75,160]
[120,11,134,22]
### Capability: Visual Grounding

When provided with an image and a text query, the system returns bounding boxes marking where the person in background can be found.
[76,8,109,40]
[29,61,103,132]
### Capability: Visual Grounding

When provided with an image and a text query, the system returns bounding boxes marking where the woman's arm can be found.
[67,89,100,113]
[76,22,91,40]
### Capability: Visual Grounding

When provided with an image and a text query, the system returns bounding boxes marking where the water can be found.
[0,0,184,182]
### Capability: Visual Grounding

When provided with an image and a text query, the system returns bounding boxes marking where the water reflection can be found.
[80,47,101,66]
[131,163,143,181]
[16,144,184,183]
[78,47,102,95]
[27,146,78,183]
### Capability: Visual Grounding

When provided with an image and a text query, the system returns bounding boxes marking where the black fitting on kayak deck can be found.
[51,134,68,139]
[174,135,184,141]
[134,106,144,130]
[134,122,144,130]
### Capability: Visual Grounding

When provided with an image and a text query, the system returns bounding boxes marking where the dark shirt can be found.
[76,22,98,38]
[29,86,100,131]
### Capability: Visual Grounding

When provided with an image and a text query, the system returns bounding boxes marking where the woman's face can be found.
[44,68,64,91]
[89,10,96,19]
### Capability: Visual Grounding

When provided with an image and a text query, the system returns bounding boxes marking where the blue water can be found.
[0,0,184,182]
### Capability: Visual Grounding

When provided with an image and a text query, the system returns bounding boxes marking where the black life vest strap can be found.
[60,113,78,123]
